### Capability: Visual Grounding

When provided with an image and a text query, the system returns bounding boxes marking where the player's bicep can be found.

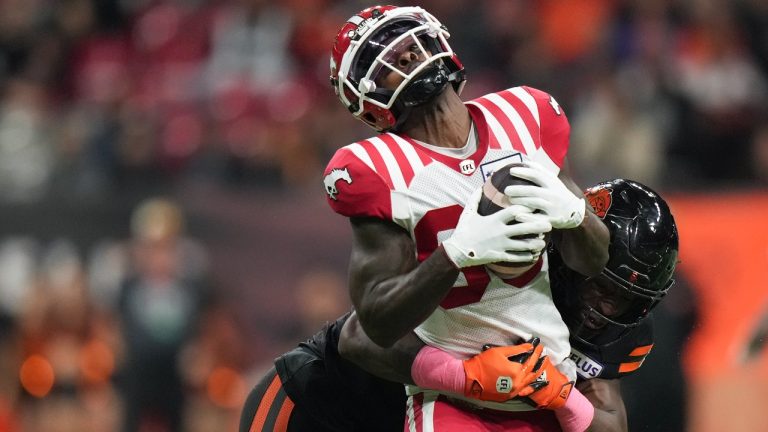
[348,217,418,310]
[577,379,628,432]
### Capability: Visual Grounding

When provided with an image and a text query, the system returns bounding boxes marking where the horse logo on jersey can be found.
[324,168,352,200]
[585,186,612,218]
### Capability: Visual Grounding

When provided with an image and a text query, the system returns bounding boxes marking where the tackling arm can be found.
[339,312,553,403]
[551,160,609,277]
[338,311,423,384]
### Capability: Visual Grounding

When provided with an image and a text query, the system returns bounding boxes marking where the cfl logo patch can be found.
[459,159,476,175]
[496,376,513,394]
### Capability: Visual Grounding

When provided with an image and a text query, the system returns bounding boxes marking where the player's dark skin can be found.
[349,46,610,347]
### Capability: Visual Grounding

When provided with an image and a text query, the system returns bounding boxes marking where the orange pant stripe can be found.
[273,397,295,432]
[249,374,282,432]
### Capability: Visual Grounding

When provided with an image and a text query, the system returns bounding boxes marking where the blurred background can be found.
[0,0,765,431]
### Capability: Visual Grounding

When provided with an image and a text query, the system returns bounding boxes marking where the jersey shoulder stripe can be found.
[357,139,396,190]
[466,98,516,152]
[509,86,540,126]
[350,135,432,191]
[379,133,433,186]
[468,86,548,157]
[495,90,541,150]
[484,91,537,154]
[469,96,523,152]
[520,86,570,168]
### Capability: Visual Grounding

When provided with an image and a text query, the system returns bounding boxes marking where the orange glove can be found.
[517,355,574,410]
[462,338,545,402]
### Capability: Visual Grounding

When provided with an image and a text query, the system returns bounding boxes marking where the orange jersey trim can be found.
[629,344,653,357]
[619,360,644,373]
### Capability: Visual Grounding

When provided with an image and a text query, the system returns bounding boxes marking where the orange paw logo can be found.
[586,187,612,218]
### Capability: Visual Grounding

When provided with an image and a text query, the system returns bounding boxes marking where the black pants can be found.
[239,367,336,432]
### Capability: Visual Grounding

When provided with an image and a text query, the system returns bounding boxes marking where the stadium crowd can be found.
[0,0,764,431]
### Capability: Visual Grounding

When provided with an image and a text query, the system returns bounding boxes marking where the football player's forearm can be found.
[586,408,628,432]
[578,379,628,432]
[555,209,609,277]
[337,312,424,384]
[353,246,459,347]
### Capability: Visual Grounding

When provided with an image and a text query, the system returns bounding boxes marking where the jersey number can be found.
[414,205,491,309]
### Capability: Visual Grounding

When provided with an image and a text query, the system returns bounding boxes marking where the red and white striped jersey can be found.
[323,86,577,408]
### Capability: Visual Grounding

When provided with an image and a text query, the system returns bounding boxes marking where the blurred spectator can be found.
[0,79,54,203]
[117,198,210,432]
[14,239,123,432]
[0,1,765,430]
[667,1,767,186]
[292,268,350,338]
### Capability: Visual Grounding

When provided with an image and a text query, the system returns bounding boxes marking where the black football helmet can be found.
[551,179,679,347]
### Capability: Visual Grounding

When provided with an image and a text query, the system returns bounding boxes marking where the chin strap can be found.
[387,63,450,132]
[399,63,449,106]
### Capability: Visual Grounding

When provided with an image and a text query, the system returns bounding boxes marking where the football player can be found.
[240,179,679,432]
[321,4,609,430]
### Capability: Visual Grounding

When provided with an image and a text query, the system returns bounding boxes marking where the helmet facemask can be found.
[563,271,672,348]
[334,7,464,131]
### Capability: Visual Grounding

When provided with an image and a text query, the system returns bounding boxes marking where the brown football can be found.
[477,163,540,277]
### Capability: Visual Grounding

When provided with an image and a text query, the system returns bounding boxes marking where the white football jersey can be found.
[324,86,577,410]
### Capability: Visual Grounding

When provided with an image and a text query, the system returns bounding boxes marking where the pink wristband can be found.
[410,346,466,394]
[554,387,595,432]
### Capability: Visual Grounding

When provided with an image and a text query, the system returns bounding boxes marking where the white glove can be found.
[503,161,586,230]
[442,188,552,268]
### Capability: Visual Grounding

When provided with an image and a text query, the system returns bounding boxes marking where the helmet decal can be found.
[586,186,612,218]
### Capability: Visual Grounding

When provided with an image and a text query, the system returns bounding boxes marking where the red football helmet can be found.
[330,5,465,131]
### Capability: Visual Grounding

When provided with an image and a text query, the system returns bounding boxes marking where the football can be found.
[477,163,540,278]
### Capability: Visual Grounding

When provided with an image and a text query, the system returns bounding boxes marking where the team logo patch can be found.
[569,348,604,379]
[585,187,612,218]
[496,376,513,394]
[459,159,476,175]
[324,168,352,200]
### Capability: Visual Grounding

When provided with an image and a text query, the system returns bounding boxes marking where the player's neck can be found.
[400,89,471,149]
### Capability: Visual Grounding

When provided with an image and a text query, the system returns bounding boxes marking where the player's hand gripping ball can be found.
[478,163,543,277]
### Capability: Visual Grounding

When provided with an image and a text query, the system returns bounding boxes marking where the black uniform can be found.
[240,313,407,432]
[569,318,654,381]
